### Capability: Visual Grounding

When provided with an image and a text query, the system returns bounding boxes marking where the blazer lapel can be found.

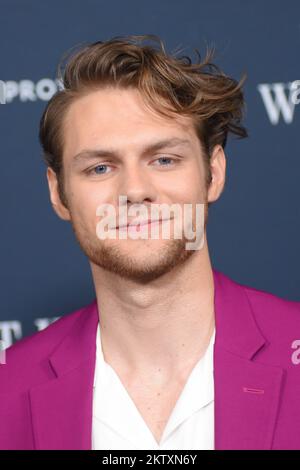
[212,269,284,449]
[29,269,285,450]
[29,300,99,450]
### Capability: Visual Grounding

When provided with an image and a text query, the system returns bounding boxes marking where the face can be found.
[47,87,225,283]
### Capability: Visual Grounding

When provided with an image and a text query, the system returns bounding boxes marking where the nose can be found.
[118,162,157,205]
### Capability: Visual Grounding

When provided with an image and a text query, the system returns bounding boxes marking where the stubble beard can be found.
[68,202,208,284]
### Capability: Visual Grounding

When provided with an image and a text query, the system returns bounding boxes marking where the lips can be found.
[117,219,161,229]
[115,218,171,230]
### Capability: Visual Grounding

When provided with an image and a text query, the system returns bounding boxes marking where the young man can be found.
[0,34,299,450]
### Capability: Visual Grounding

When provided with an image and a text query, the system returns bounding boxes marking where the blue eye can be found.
[85,157,177,176]
[156,157,174,166]
[94,164,108,174]
[87,164,111,175]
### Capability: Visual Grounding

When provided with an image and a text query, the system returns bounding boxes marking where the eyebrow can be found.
[71,137,192,165]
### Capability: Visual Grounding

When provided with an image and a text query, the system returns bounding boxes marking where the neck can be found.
[90,234,215,381]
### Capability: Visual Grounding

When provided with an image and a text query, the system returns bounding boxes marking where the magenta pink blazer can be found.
[1,268,300,449]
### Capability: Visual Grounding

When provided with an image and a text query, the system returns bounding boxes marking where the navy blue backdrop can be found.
[0,0,299,347]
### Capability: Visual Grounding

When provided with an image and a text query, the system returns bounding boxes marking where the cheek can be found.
[169,178,204,205]
[186,168,207,202]
[68,178,101,208]
[174,165,204,194]
[67,184,97,226]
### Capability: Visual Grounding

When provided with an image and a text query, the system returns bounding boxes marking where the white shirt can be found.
[92,322,215,450]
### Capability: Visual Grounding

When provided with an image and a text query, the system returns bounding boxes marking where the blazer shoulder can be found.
[236,278,300,334]
[0,301,94,376]
[242,281,300,313]
[215,269,300,318]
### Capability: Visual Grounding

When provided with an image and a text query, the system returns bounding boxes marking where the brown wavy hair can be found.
[39,34,248,208]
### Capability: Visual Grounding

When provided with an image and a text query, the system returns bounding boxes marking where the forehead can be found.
[62,87,200,160]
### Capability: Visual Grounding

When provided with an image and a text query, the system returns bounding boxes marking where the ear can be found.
[46,167,71,221]
[207,144,226,203]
